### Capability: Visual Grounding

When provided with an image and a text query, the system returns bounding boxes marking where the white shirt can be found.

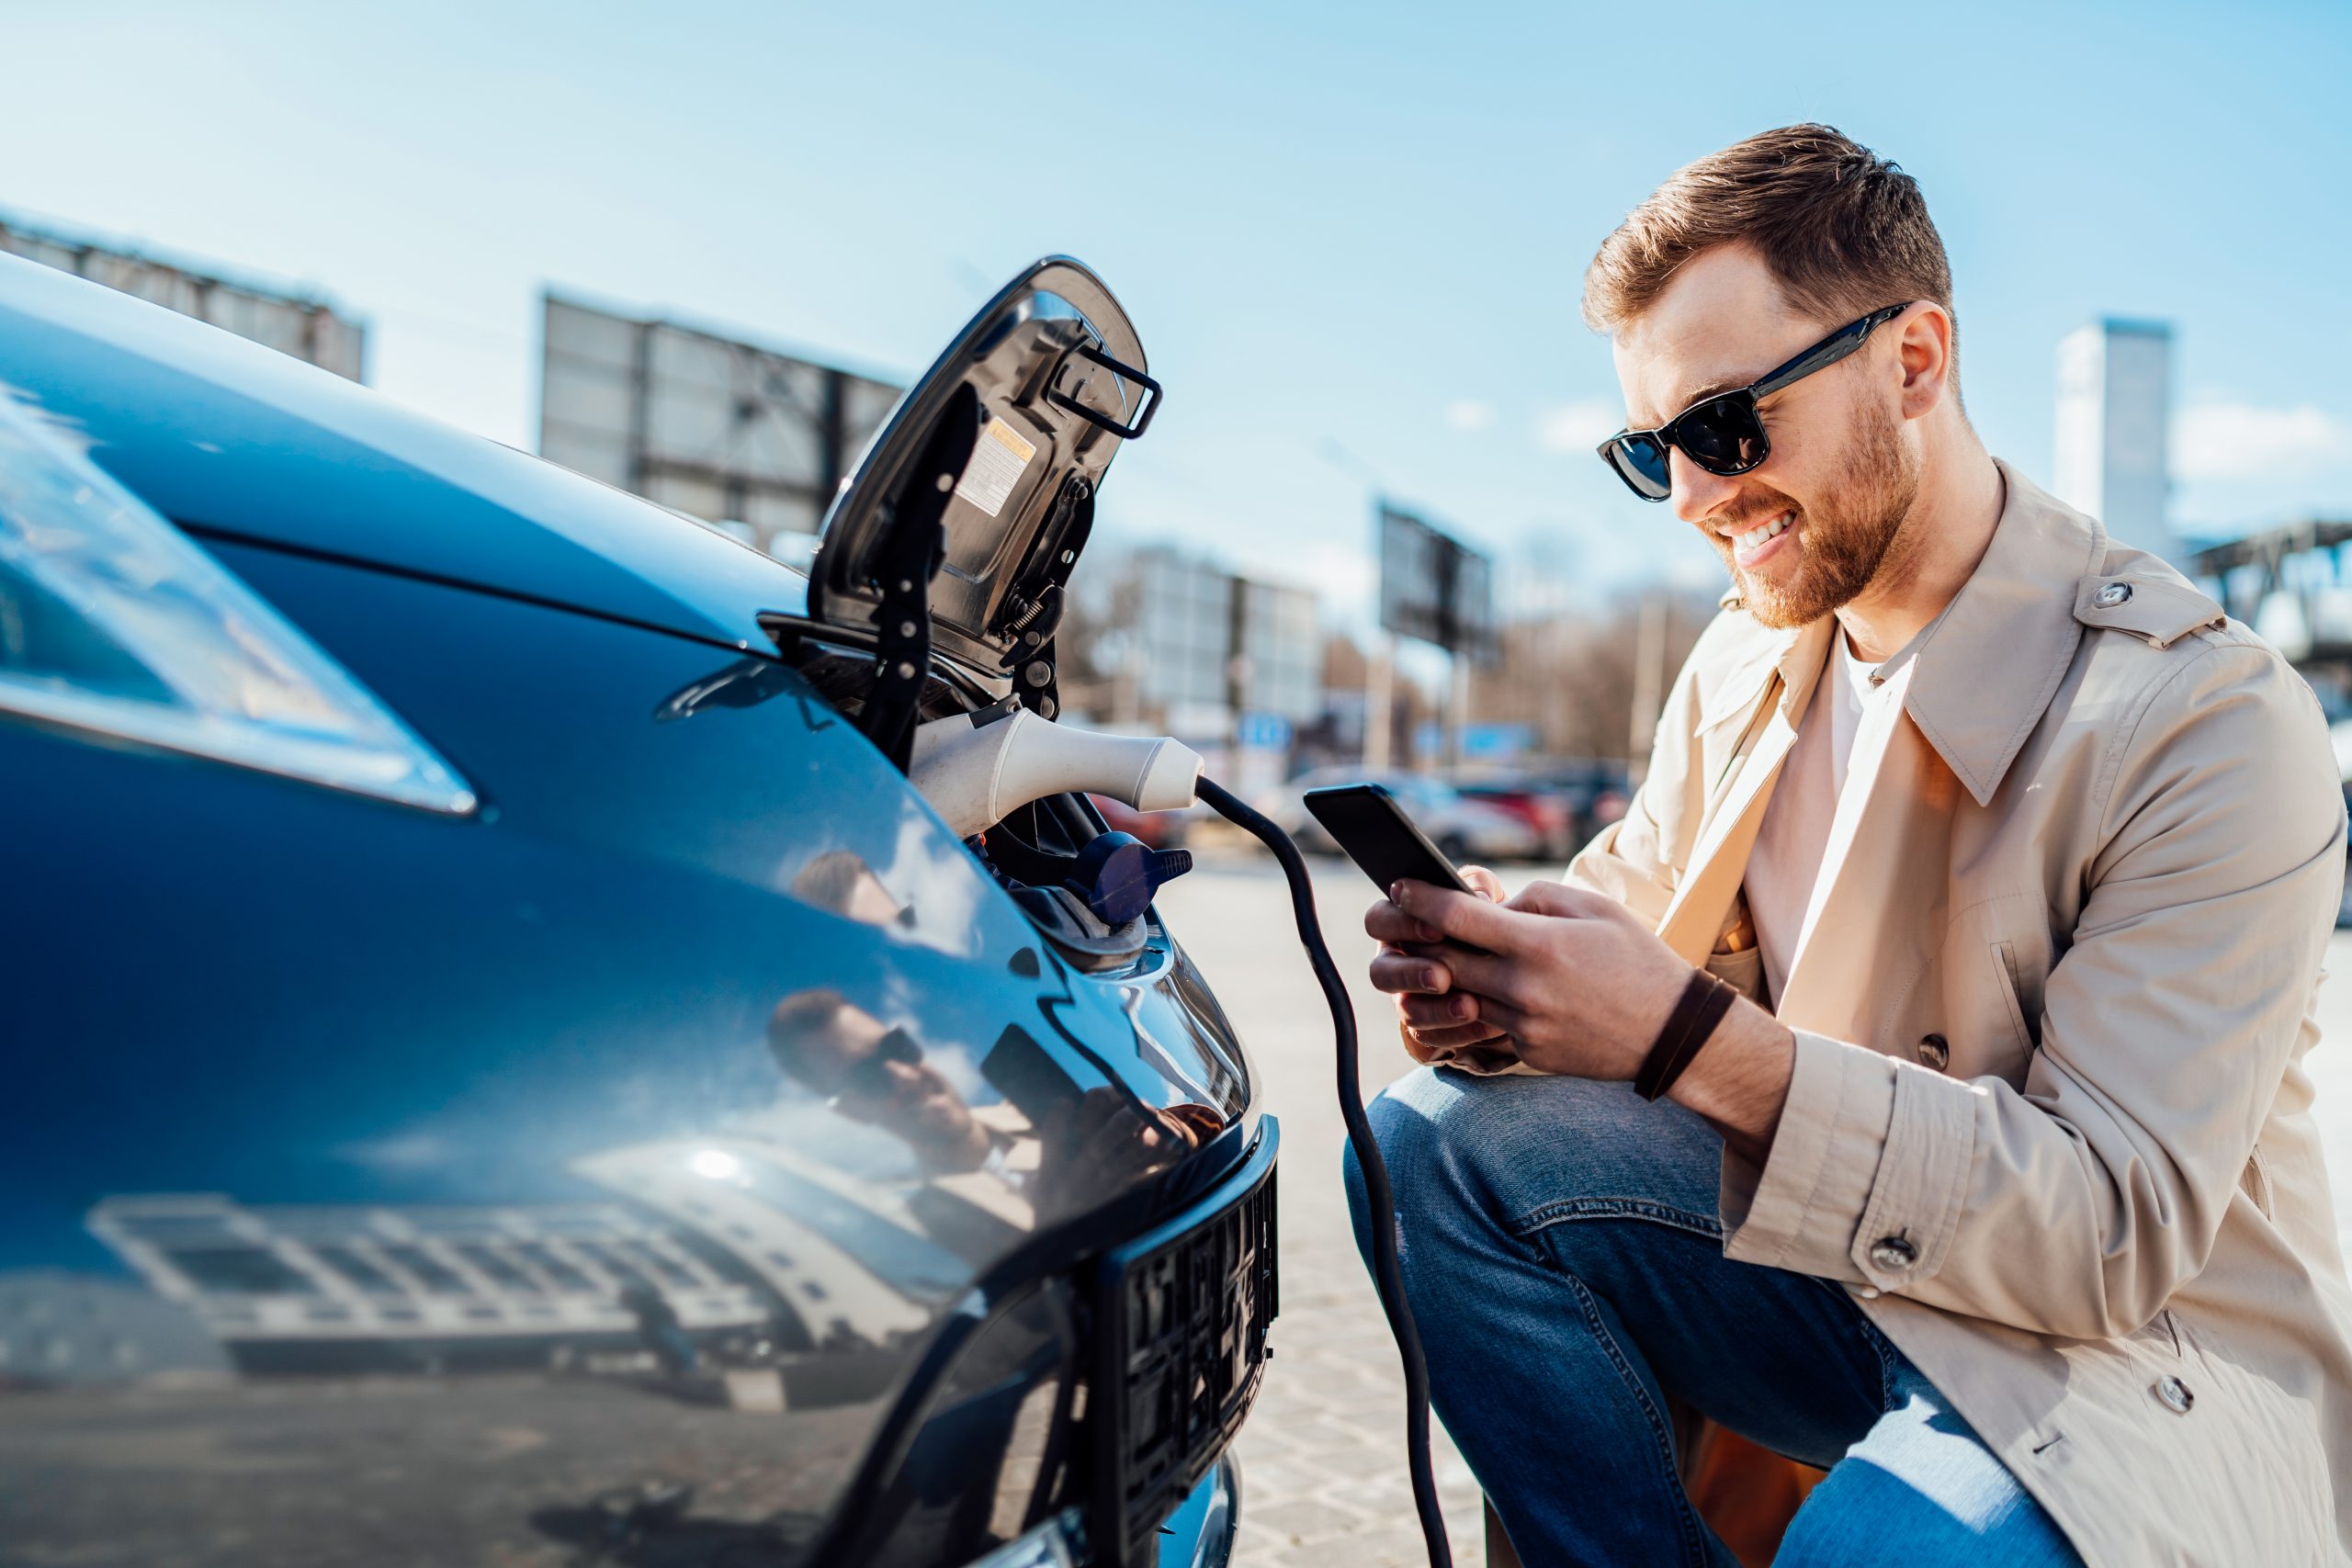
[1743,627,1882,1005]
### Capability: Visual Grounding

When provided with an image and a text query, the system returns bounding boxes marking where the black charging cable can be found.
[1193,777,1453,1568]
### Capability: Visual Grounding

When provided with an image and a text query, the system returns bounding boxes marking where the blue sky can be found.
[5,1,2347,632]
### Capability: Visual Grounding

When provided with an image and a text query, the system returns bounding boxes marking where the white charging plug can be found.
[908,705,1201,838]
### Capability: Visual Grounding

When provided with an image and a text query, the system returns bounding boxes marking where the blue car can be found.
[0,253,1273,1568]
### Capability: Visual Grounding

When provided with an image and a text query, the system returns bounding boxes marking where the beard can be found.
[1715,397,1922,630]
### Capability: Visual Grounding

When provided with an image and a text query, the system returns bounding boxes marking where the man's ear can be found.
[1895,304,1955,420]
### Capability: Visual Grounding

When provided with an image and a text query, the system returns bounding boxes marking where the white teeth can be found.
[1732,512,1792,549]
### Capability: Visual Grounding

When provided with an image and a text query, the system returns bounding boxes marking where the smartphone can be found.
[1302,783,1475,897]
[980,1021,1088,1123]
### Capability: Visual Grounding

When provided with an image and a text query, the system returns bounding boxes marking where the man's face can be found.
[775,999,990,1172]
[1610,245,1922,628]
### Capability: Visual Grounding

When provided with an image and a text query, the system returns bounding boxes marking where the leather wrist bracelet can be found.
[1634,968,1739,1101]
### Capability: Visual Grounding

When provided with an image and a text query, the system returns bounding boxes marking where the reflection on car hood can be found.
[0,251,802,653]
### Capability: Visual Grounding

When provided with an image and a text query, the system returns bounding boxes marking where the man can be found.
[768,987,1008,1179]
[1351,124,2352,1566]
[764,989,1213,1231]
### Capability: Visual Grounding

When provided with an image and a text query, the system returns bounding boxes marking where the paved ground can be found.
[1155,844,2352,1568]
[1157,851,1486,1568]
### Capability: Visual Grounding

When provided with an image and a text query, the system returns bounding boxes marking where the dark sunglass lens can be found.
[1608,434,1672,500]
[1675,396,1767,474]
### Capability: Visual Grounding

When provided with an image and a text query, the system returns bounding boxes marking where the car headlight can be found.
[0,394,475,814]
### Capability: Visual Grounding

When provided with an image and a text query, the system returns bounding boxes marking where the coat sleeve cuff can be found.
[1717,1031,1979,1290]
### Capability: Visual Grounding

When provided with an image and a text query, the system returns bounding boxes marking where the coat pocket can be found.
[1988,940,2038,1055]
[2238,1145,2277,1220]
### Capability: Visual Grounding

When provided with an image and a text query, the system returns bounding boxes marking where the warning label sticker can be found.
[953,417,1036,519]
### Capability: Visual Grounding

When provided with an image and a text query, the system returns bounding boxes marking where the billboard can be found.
[1125,547,1233,722]
[538,292,901,553]
[1097,548,1320,743]
[0,212,367,380]
[1376,502,1496,662]
[1233,576,1320,721]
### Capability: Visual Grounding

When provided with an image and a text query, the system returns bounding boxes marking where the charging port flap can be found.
[806,257,1153,687]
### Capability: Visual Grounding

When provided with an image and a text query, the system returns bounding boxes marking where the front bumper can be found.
[970,1454,1238,1568]
[1092,1116,1278,1568]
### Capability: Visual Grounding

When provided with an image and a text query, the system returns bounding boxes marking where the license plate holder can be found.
[1089,1121,1279,1568]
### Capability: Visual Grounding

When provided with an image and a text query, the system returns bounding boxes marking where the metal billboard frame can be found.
[537,291,901,549]
[1376,502,1497,665]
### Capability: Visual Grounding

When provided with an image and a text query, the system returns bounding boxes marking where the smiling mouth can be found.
[1726,511,1792,551]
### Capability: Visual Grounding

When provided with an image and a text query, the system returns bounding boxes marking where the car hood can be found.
[0,251,801,654]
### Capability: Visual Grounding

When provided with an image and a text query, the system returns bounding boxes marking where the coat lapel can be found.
[1771,660,1963,1037]
[1774,466,2105,1030]
[1656,619,1832,964]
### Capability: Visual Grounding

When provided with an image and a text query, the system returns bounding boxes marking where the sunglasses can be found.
[838,1026,924,1101]
[1596,302,1912,502]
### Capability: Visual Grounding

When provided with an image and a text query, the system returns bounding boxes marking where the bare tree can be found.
[1470,586,1718,761]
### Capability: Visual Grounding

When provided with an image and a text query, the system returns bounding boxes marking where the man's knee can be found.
[1341,1066,1537,1219]
[1776,1457,2076,1567]
[1778,1376,2083,1567]
[1340,1067,1717,1250]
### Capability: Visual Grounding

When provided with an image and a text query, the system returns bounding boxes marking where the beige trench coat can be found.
[1555,462,2352,1565]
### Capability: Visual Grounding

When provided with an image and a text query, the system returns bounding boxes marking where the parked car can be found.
[1544,757,1634,847]
[1261,766,1545,864]
[1450,770,1577,861]
[1455,759,1635,863]
[0,254,1271,1568]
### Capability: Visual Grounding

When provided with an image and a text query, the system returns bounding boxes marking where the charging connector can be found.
[1194,777,1453,1568]
[910,703,1201,840]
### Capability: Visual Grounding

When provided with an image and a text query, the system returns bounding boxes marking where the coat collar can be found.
[1716,459,2104,808]
[1899,459,2104,807]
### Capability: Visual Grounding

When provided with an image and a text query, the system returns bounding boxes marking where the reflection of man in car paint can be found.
[768,988,1000,1175]
[766,989,1218,1213]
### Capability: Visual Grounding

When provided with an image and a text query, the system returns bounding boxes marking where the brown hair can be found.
[1582,124,1955,366]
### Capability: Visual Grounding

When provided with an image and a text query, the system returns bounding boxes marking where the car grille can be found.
[1090,1122,1278,1568]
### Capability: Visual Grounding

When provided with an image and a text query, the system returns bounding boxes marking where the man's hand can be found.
[1380,876,1798,1162]
[1365,865,1519,1069]
[1382,877,1691,1080]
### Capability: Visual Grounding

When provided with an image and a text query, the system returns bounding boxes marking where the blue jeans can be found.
[1342,1067,2084,1568]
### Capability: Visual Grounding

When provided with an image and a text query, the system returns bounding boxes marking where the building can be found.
[2053,319,2174,560]
[1116,549,1233,738]
[0,211,366,381]
[1096,547,1320,750]
[1232,577,1321,724]
[537,292,901,554]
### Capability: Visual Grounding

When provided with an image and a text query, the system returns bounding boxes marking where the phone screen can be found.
[1302,784,1474,896]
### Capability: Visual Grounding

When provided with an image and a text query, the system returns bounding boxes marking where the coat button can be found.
[2153,1374,2194,1415]
[1917,1033,1950,1070]
[1869,1235,1919,1272]
[2094,582,2133,609]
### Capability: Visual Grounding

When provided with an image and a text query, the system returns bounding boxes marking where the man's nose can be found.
[1668,448,1743,525]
